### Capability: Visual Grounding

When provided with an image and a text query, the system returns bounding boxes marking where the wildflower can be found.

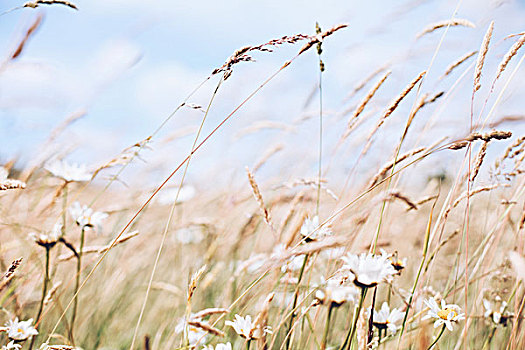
[340,253,397,288]
[202,343,232,350]
[315,277,358,307]
[225,314,272,340]
[45,160,91,182]
[422,297,465,331]
[5,317,38,341]
[381,249,407,273]
[300,216,332,241]
[30,223,62,248]
[2,341,21,350]
[69,202,108,231]
[483,298,512,326]
[369,302,404,334]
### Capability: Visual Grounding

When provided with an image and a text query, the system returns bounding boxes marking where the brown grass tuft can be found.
[417,18,475,38]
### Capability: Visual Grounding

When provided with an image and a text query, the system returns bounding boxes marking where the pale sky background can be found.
[0,0,524,189]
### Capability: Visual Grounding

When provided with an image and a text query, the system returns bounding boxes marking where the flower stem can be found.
[285,253,310,350]
[339,287,367,350]
[70,226,85,343]
[426,325,446,350]
[246,339,252,350]
[321,303,335,350]
[29,246,50,350]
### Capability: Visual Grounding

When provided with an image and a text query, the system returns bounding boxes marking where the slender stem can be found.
[70,226,86,343]
[285,253,310,350]
[339,287,367,350]
[62,182,68,236]
[246,339,252,350]
[29,247,50,350]
[426,325,446,350]
[316,58,323,216]
[321,303,335,350]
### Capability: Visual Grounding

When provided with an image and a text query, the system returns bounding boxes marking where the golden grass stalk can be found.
[246,167,273,229]
[23,0,77,10]
[253,144,284,173]
[10,14,43,60]
[346,70,391,132]
[474,21,494,92]
[469,141,488,183]
[386,190,418,211]
[452,184,509,208]
[193,308,229,319]
[43,281,62,307]
[363,71,425,154]
[188,320,225,337]
[3,257,22,279]
[495,34,525,82]
[441,51,477,79]
[424,229,460,272]
[367,147,425,189]
[187,264,207,302]
[344,65,389,101]
[416,18,475,38]
[297,24,348,55]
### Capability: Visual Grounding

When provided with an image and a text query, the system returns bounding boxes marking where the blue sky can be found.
[0,0,524,188]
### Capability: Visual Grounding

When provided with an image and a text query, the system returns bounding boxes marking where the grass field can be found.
[0,1,524,349]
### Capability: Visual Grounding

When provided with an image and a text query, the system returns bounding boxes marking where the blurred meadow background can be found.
[0,0,525,349]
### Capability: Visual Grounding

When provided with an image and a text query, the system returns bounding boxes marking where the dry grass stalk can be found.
[356,306,368,350]
[449,130,513,150]
[278,190,307,238]
[424,229,459,272]
[4,257,22,279]
[43,282,62,307]
[406,194,439,211]
[474,21,494,92]
[496,137,525,169]
[345,65,389,101]
[10,14,43,60]
[297,24,348,56]
[23,0,77,10]
[188,320,225,337]
[0,274,15,293]
[281,178,338,201]
[469,141,488,183]
[193,308,229,319]
[441,51,477,79]
[453,184,509,208]
[93,137,151,179]
[346,70,391,131]
[188,264,207,302]
[386,190,418,211]
[495,34,525,82]
[416,18,475,38]
[254,292,274,345]
[58,231,139,261]
[253,144,284,173]
[246,167,274,230]
[368,147,425,189]
[405,91,444,131]
[364,71,425,153]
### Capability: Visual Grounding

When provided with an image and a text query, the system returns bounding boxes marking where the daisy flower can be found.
[69,202,108,231]
[483,299,512,326]
[30,222,62,248]
[175,320,209,346]
[370,302,404,334]
[45,160,91,183]
[380,249,407,273]
[315,277,358,307]
[340,253,397,288]
[422,297,465,331]
[2,341,21,350]
[300,216,332,241]
[225,314,271,340]
[5,317,38,341]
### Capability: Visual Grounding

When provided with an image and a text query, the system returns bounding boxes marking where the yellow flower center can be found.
[437,308,457,320]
